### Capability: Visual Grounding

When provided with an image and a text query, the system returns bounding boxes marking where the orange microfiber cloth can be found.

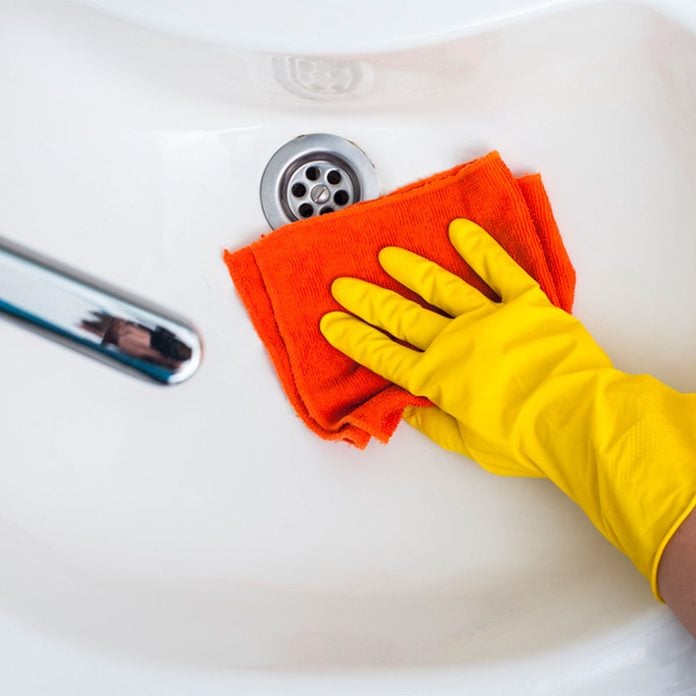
[224,151,575,448]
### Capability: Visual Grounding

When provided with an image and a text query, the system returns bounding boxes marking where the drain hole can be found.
[334,190,350,206]
[298,203,314,218]
[260,134,380,229]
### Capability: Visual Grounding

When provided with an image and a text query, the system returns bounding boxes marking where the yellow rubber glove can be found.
[320,218,696,599]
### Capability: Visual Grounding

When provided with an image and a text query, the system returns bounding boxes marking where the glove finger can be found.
[331,277,449,350]
[378,246,490,317]
[402,405,470,455]
[320,311,421,387]
[448,219,539,300]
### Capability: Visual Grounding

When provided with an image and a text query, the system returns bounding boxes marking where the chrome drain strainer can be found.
[260,133,380,229]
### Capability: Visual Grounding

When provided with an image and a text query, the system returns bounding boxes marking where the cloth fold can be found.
[224,151,575,448]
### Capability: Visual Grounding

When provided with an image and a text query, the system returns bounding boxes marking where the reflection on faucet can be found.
[80,311,193,370]
[0,235,202,385]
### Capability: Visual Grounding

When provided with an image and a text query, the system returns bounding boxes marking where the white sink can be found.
[1,0,695,692]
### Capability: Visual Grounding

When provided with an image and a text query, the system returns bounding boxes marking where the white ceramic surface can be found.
[1,0,695,693]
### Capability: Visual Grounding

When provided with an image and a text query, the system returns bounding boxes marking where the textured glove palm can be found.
[320,219,696,598]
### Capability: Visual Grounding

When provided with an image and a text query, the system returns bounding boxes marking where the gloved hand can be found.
[320,218,696,599]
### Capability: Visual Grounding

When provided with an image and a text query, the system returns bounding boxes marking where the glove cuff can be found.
[525,370,696,601]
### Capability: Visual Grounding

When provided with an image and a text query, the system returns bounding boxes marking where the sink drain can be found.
[260,134,380,229]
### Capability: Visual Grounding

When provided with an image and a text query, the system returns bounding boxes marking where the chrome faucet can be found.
[0,235,202,385]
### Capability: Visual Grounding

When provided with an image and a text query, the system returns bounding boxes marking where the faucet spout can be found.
[0,235,202,385]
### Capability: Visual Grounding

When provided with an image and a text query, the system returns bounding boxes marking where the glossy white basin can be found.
[1,0,695,692]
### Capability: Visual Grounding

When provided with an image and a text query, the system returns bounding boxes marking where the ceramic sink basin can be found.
[1,0,695,692]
